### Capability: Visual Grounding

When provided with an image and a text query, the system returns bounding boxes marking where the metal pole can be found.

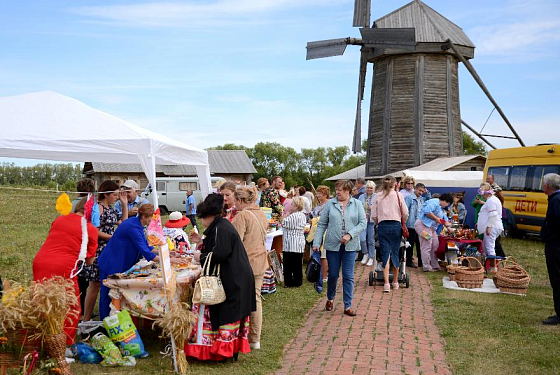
[444,40,525,147]
[461,119,497,149]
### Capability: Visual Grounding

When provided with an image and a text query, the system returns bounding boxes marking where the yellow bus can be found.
[483,144,560,236]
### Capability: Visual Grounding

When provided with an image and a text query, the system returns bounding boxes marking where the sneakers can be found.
[383,283,390,293]
[366,258,374,267]
[249,342,261,350]
[361,254,369,265]
[392,282,399,290]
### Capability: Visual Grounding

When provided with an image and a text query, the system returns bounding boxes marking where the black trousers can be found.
[283,251,303,287]
[187,214,197,229]
[494,236,506,258]
[407,228,422,267]
[545,244,560,317]
[78,274,89,313]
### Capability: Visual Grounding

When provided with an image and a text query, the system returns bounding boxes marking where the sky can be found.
[0,0,559,166]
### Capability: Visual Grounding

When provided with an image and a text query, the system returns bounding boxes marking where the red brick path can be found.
[273,264,452,375]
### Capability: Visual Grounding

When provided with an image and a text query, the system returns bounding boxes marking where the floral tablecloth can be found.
[104,266,201,320]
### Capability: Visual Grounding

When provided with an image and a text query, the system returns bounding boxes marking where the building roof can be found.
[87,150,257,176]
[374,0,475,48]
[326,164,366,181]
[327,155,486,181]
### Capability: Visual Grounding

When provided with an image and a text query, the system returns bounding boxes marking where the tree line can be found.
[0,163,82,190]
[0,133,485,191]
[210,133,486,189]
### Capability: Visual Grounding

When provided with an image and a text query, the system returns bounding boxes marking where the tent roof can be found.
[0,91,208,167]
[88,150,257,176]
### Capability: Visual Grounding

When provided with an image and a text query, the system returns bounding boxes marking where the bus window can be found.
[527,166,544,192]
[543,165,560,176]
[487,166,509,188]
[179,182,198,191]
[508,166,529,191]
[156,181,166,192]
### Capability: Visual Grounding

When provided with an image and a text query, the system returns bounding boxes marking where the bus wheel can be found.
[159,206,169,215]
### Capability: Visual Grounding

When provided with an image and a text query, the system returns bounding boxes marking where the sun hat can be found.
[165,211,190,228]
[121,180,139,190]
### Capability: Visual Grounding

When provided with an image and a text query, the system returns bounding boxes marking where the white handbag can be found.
[192,231,226,305]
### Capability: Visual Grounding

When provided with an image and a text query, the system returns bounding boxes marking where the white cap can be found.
[121,180,139,190]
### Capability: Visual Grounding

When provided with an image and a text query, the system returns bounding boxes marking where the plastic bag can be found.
[74,342,102,364]
[103,309,149,358]
[91,332,136,366]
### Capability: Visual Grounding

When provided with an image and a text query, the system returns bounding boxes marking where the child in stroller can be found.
[369,237,411,288]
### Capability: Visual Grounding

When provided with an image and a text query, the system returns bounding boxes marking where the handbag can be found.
[305,250,321,283]
[192,231,226,305]
[396,192,410,238]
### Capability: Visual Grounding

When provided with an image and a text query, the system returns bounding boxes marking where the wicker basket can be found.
[44,332,73,375]
[495,257,530,295]
[446,264,457,281]
[455,257,484,289]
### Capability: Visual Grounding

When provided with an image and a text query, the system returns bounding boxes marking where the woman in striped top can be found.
[282,196,307,287]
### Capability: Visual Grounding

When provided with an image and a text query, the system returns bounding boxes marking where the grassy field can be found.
[424,237,560,375]
[0,188,321,374]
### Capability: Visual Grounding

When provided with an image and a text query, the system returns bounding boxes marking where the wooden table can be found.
[104,266,201,320]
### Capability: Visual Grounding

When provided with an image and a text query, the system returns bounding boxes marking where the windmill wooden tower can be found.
[307,0,476,176]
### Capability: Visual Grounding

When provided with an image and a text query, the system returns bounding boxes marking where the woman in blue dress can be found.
[97,204,185,319]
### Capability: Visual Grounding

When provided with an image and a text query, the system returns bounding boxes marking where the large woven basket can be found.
[494,257,530,295]
[455,257,484,289]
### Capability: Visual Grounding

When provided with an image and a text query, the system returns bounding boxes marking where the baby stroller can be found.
[368,238,410,288]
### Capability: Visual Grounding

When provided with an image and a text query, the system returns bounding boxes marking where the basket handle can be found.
[457,256,483,268]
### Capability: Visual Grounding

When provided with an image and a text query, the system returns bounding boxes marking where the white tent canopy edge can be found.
[0,91,212,207]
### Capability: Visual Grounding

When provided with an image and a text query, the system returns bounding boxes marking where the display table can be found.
[436,236,483,261]
[266,229,283,263]
[104,266,201,320]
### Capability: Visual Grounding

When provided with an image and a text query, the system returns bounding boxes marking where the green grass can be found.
[425,237,560,375]
[0,188,321,374]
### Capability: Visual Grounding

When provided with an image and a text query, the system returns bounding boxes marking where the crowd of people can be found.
[23,169,560,363]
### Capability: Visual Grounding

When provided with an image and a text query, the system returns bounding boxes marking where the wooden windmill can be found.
[308,0,478,176]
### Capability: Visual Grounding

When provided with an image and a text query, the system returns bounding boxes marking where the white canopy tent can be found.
[0,91,212,206]
[392,170,484,188]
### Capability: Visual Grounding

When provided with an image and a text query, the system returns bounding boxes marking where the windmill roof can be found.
[88,150,256,176]
[374,0,475,48]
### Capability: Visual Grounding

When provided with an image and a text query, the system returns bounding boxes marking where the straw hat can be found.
[164,211,191,228]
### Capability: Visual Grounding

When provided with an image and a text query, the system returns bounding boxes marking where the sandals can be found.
[383,283,391,293]
[325,300,334,311]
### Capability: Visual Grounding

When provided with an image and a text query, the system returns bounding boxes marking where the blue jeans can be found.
[378,221,402,269]
[360,222,376,259]
[326,244,356,310]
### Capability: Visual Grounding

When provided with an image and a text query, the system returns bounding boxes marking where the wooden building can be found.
[83,150,257,189]
[365,0,475,176]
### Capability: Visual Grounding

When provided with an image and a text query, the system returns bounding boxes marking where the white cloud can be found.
[468,0,560,62]
[69,0,351,28]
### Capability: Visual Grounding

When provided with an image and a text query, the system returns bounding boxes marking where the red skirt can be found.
[185,304,250,361]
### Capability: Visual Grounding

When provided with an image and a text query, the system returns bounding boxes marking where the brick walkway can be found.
[273,264,452,375]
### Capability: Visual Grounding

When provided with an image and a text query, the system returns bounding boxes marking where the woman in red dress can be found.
[32,198,98,345]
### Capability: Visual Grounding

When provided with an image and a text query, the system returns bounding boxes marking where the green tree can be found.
[463,132,487,156]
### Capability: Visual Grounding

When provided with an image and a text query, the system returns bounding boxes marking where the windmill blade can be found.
[306,38,358,60]
[353,0,371,28]
[360,27,416,50]
[352,51,368,153]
